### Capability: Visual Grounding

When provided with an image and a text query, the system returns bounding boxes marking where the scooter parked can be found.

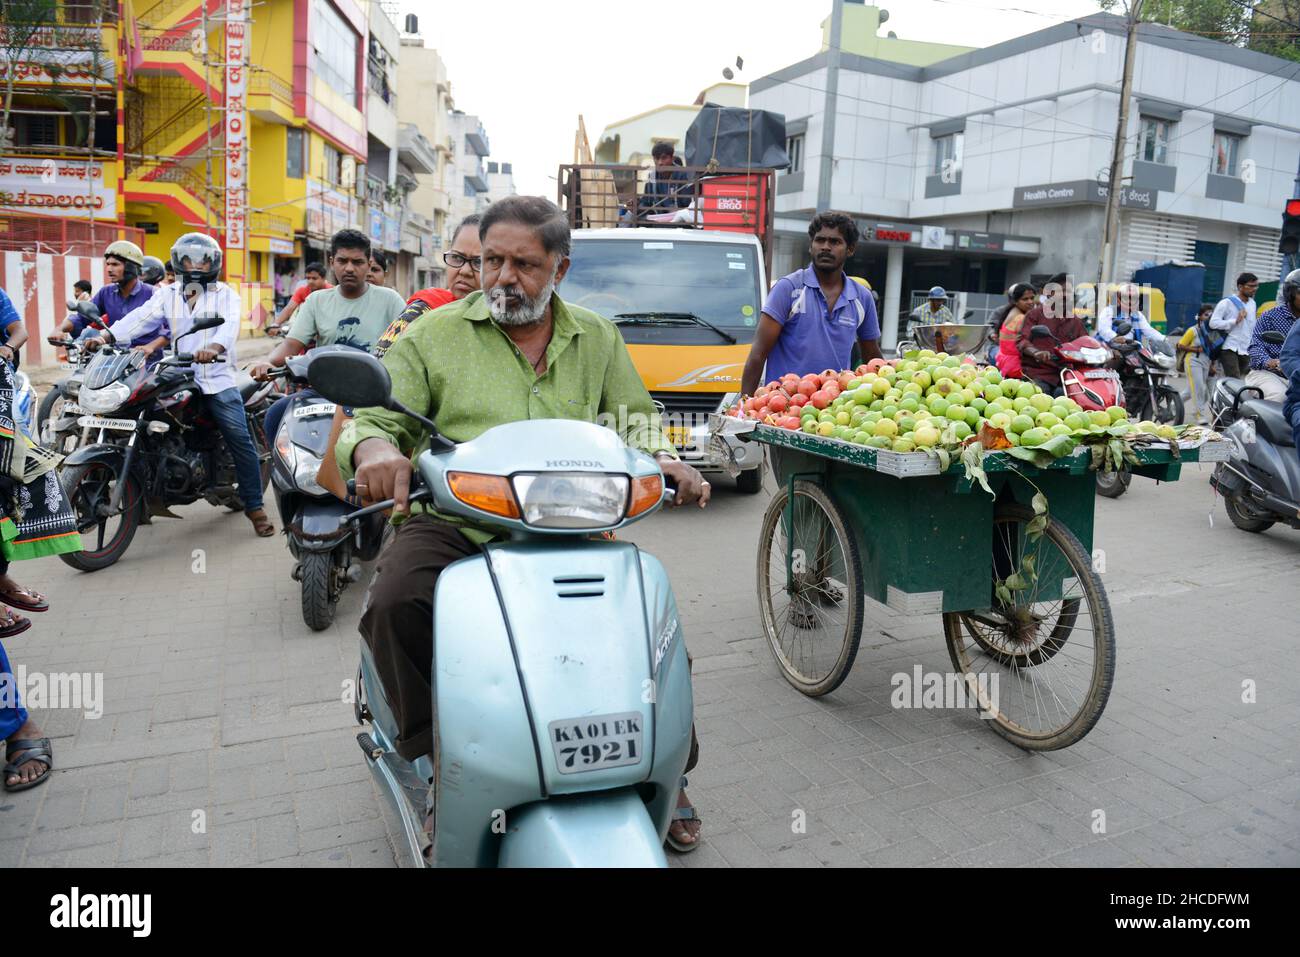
[266,349,385,631]
[1027,322,1131,498]
[308,350,694,867]
[1209,330,1299,533]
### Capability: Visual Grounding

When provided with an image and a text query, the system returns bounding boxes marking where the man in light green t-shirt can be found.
[251,228,407,441]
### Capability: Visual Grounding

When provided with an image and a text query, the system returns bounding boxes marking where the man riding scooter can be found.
[1017,273,1087,396]
[335,196,712,853]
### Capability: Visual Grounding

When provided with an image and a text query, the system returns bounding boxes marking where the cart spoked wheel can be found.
[943,503,1114,751]
[757,480,864,696]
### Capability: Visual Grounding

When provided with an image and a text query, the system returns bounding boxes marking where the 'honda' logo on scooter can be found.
[546,459,603,468]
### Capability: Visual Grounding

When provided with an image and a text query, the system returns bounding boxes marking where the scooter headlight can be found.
[275,423,326,496]
[79,381,130,413]
[510,472,630,529]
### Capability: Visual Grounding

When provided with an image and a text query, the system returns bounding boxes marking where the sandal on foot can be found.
[0,584,47,613]
[4,737,53,792]
[665,776,702,854]
[246,508,275,537]
[0,607,31,639]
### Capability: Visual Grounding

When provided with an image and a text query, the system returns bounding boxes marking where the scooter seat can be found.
[1240,399,1294,447]
[1219,378,1251,399]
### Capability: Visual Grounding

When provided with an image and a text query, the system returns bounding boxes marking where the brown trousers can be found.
[361,514,699,774]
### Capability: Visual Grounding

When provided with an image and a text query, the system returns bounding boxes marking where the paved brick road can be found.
[1,455,1296,867]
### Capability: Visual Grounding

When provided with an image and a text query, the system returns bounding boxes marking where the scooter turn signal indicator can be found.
[447,471,521,520]
[627,474,665,517]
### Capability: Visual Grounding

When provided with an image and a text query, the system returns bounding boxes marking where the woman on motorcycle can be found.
[996,283,1036,379]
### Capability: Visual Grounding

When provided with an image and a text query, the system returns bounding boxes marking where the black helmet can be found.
[1282,269,1300,308]
[171,233,222,287]
[141,255,165,285]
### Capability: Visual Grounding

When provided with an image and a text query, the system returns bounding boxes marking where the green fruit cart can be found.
[730,421,1228,751]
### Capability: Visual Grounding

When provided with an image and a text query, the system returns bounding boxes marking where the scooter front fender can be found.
[497,791,666,868]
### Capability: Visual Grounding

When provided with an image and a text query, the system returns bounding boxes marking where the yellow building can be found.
[121,0,372,331]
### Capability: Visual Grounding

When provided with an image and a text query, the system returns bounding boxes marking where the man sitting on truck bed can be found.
[741,210,883,399]
[639,142,693,219]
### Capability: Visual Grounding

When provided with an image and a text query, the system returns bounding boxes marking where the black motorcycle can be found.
[58,316,276,571]
[266,349,386,630]
[38,300,107,455]
[1110,328,1183,425]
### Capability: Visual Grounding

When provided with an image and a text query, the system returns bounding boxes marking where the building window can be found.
[931,132,963,176]
[286,128,305,179]
[463,179,477,198]
[1140,116,1172,164]
[16,114,59,146]
[1211,131,1241,177]
[312,0,359,105]
[786,133,804,174]
[323,142,342,185]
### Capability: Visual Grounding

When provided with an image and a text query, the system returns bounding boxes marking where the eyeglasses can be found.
[443,251,481,271]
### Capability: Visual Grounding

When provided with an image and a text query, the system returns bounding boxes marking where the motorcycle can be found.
[57,316,276,571]
[1026,323,1130,498]
[1208,330,1299,534]
[266,349,386,631]
[307,349,694,867]
[1110,331,1183,425]
[37,300,104,454]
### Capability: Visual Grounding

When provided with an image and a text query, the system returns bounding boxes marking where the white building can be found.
[446,110,491,239]
[397,35,455,291]
[485,161,517,204]
[750,10,1300,346]
[596,82,748,166]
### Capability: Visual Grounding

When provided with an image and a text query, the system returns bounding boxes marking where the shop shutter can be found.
[1237,226,1282,282]
[1118,212,1198,277]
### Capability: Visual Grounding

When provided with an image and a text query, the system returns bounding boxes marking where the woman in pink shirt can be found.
[997,283,1037,379]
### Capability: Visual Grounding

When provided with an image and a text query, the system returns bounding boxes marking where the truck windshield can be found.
[563,239,762,330]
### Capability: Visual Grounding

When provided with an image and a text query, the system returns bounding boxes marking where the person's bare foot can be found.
[4,718,52,790]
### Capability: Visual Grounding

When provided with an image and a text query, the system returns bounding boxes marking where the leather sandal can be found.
[4,737,53,792]
[665,775,702,853]
[0,584,47,613]
[246,508,275,537]
[0,606,31,639]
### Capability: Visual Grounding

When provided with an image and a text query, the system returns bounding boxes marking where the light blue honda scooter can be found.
[309,350,694,867]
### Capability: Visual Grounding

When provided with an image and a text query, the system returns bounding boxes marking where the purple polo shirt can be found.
[761,266,879,382]
[78,281,158,345]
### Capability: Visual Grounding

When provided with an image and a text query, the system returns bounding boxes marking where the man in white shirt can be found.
[84,233,274,537]
[1208,271,1260,379]
[1096,283,1164,344]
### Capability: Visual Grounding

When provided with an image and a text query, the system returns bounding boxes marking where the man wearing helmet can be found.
[47,240,158,349]
[83,233,275,537]
[140,256,166,286]
[1244,269,1299,403]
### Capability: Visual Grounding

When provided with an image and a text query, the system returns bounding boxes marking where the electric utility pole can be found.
[1099,0,1142,292]
[817,0,844,211]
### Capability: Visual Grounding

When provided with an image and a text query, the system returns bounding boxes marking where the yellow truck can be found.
[557,164,775,492]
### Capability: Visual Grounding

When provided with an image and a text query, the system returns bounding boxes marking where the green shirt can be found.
[335,290,677,541]
[287,283,407,352]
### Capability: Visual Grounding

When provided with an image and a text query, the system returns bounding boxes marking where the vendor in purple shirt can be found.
[47,240,159,349]
[741,211,882,397]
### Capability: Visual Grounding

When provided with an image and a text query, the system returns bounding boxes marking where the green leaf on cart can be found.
[1039,434,1078,459]
[1020,553,1037,583]
[960,442,994,498]
[1031,492,1048,516]
[1026,514,1048,540]
[1004,571,1029,591]
[995,582,1012,606]
[1006,446,1052,467]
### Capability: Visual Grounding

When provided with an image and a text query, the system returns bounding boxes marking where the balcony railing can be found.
[250,72,295,107]
[250,211,293,239]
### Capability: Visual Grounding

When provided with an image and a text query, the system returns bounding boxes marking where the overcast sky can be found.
[399,0,1105,198]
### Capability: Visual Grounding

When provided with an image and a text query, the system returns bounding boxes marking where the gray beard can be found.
[487,268,558,327]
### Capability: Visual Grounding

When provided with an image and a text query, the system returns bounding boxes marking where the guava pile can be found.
[726,352,1179,454]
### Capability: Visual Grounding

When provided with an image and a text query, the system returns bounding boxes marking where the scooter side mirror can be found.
[1114,320,1133,336]
[1030,324,1053,338]
[188,314,225,334]
[1261,330,1286,345]
[308,348,393,408]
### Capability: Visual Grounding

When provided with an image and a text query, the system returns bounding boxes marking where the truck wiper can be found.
[613,312,736,345]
